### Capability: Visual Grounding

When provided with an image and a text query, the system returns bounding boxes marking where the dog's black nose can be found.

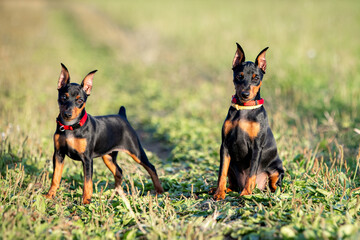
[64,112,72,118]
[241,92,250,98]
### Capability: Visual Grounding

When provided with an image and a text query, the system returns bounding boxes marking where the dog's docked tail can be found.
[119,106,127,118]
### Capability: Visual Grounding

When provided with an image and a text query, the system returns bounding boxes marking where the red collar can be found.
[57,111,88,131]
[231,95,264,106]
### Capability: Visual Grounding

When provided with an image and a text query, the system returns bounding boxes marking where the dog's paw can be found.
[270,185,278,192]
[213,190,226,200]
[44,191,55,199]
[155,187,165,194]
[83,198,91,205]
[239,188,252,196]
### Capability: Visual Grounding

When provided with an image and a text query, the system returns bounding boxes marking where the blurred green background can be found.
[1,0,360,239]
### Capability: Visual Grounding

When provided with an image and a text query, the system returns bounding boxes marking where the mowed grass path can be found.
[1,0,360,239]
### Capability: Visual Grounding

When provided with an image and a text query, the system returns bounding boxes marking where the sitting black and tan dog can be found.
[45,64,164,204]
[213,43,284,200]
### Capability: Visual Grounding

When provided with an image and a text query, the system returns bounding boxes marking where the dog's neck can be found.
[58,109,86,126]
[234,90,261,104]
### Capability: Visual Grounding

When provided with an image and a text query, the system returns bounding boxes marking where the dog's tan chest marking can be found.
[224,120,260,139]
[55,134,87,153]
[238,120,260,139]
[66,137,87,153]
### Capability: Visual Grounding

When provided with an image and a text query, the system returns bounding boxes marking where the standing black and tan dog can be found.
[45,64,164,204]
[213,43,284,200]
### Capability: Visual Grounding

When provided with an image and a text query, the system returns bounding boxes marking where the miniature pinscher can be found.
[213,43,284,200]
[45,64,164,204]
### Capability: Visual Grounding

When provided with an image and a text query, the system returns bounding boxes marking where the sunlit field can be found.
[1,0,360,239]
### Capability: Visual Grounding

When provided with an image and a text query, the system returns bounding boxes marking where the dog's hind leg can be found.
[121,145,164,194]
[268,170,284,192]
[102,151,123,193]
[267,158,284,192]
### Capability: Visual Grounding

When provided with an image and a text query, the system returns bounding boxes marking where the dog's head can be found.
[232,43,268,103]
[57,63,97,122]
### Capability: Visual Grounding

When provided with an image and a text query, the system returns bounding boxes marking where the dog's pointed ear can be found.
[255,47,269,73]
[232,43,245,69]
[81,70,97,96]
[58,63,70,89]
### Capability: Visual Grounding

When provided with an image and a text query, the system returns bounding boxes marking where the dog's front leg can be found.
[214,144,231,200]
[82,157,93,204]
[46,151,65,199]
[240,142,262,196]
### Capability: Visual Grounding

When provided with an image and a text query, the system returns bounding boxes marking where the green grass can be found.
[1,0,360,239]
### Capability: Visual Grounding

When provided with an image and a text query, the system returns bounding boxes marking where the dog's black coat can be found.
[46,64,164,204]
[214,44,284,200]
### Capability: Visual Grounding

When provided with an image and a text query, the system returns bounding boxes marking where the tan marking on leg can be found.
[240,175,256,196]
[214,155,231,200]
[83,178,93,204]
[226,188,233,193]
[121,150,164,193]
[66,137,87,153]
[210,187,233,194]
[102,154,122,190]
[54,134,66,150]
[238,120,260,139]
[122,150,141,164]
[102,155,117,174]
[54,134,60,150]
[269,171,280,192]
[45,155,64,199]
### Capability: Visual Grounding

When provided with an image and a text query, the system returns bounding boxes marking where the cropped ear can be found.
[58,63,70,89]
[232,43,246,69]
[255,47,269,73]
[81,70,97,95]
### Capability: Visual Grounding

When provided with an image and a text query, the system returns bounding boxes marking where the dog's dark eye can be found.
[235,74,244,82]
[60,95,67,101]
[77,99,84,104]
[252,75,259,82]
